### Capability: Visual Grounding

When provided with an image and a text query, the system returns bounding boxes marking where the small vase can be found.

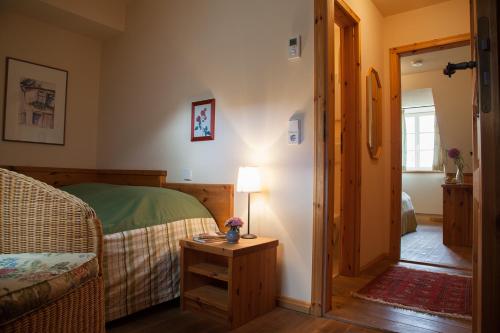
[226,227,240,244]
[456,166,464,184]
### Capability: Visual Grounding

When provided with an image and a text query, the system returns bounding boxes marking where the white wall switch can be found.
[288,119,300,145]
[288,35,301,60]
[182,169,193,181]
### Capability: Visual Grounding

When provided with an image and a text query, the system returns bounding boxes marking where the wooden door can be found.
[471,0,500,331]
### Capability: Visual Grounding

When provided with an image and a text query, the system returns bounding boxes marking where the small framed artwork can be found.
[191,98,215,141]
[3,57,68,145]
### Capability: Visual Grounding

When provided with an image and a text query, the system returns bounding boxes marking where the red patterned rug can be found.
[352,266,472,319]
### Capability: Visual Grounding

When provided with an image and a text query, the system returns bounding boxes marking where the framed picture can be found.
[191,98,215,141]
[3,57,68,145]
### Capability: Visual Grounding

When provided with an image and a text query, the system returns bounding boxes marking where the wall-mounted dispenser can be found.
[182,169,193,181]
[288,119,300,145]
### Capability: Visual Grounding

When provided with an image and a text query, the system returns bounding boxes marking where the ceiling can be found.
[401,46,470,75]
[371,0,451,16]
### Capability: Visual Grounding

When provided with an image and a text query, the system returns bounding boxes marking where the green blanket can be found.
[62,183,213,234]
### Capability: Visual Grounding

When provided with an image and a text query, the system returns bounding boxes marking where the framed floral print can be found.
[191,98,215,141]
[3,57,68,145]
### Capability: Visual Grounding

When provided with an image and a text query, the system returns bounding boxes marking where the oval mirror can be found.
[366,68,382,159]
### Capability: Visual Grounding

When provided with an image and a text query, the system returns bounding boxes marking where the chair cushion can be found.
[0,253,98,325]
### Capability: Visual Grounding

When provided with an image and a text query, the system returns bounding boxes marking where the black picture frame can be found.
[3,57,68,145]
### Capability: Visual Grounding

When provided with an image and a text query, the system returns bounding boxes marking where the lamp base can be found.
[241,233,257,239]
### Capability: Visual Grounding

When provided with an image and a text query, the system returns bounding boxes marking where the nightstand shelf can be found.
[180,237,278,329]
[188,262,229,282]
[184,285,228,311]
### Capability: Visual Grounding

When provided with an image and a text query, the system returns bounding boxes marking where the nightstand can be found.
[180,237,279,329]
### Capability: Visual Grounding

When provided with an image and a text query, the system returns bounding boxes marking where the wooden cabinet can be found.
[180,237,278,329]
[442,183,473,247]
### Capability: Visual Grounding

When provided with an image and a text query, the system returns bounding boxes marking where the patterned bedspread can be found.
[401,192,417,235]
[103,217,218,321]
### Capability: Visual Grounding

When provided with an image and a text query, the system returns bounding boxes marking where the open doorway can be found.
[314,0,499,330]
[399,45,473,271]
[327,34,474,332]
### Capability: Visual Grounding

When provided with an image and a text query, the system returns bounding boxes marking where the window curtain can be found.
[402,111,407,172]
[432,116,444,171]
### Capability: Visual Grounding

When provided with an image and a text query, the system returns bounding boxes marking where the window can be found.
[403,106,435,170]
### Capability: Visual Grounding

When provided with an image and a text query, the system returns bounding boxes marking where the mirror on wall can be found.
[366,67,382,159]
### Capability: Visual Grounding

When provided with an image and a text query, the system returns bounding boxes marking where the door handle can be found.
[443,61,477,77]
[477,16,491,113]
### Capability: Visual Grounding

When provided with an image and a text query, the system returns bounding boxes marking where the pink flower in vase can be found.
[224,217,244,229]
[447,148,461,159]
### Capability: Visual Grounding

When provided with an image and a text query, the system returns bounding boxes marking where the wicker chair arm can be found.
[0,168,103,273]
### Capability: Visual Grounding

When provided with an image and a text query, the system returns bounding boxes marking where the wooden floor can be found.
[329,260,472,333]
[107,299,381,333]
[400,215,472,270]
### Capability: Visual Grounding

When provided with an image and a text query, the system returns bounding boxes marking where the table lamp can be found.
[237,166,261,239]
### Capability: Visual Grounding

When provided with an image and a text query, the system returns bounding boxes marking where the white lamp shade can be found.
[237,167,262,193]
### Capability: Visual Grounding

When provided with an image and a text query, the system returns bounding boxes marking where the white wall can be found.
[402,173,443,214]
[0,11,101,168]
[382,0,470,48]
[39,0,126,31]
[0,0,126,39]
[97,0,315,302]
[402,69,473,172]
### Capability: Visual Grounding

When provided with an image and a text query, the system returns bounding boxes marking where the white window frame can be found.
[404,106,436,171]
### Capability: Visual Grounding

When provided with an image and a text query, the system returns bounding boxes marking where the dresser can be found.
[442,183,473,247]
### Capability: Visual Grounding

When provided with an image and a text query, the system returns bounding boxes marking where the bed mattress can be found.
[401,192,417,235]
[62,183,219,321]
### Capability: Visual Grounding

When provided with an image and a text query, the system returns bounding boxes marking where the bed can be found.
[401,192,417,235]
[3,166,234,322]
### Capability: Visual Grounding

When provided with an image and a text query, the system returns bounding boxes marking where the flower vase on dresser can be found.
[224,217,244,244]
[456,165,464,184]
[447,148,465,184]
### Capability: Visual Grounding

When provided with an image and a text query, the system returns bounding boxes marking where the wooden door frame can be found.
[312,0,361,316]
[472,0,500,331]
[388,34,471,261]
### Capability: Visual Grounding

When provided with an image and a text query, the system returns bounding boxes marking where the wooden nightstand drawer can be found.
[180,237,278,329]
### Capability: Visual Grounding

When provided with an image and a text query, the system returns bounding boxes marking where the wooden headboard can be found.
[163,183,233,231]
[3,166,233,231]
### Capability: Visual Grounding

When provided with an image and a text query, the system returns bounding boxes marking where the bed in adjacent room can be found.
[401,192,417,236]
[3,166,233,322]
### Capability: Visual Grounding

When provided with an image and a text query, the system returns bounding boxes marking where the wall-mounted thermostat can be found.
[288,119,300,145]
[288,35,301,60]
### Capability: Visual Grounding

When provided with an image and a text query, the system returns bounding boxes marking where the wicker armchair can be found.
[0,168,105,333]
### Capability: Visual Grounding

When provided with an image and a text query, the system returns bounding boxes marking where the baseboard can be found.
[427,214,443,223]
[360,253,389,273]
[416,213,443,223]
[277,296,311,314]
